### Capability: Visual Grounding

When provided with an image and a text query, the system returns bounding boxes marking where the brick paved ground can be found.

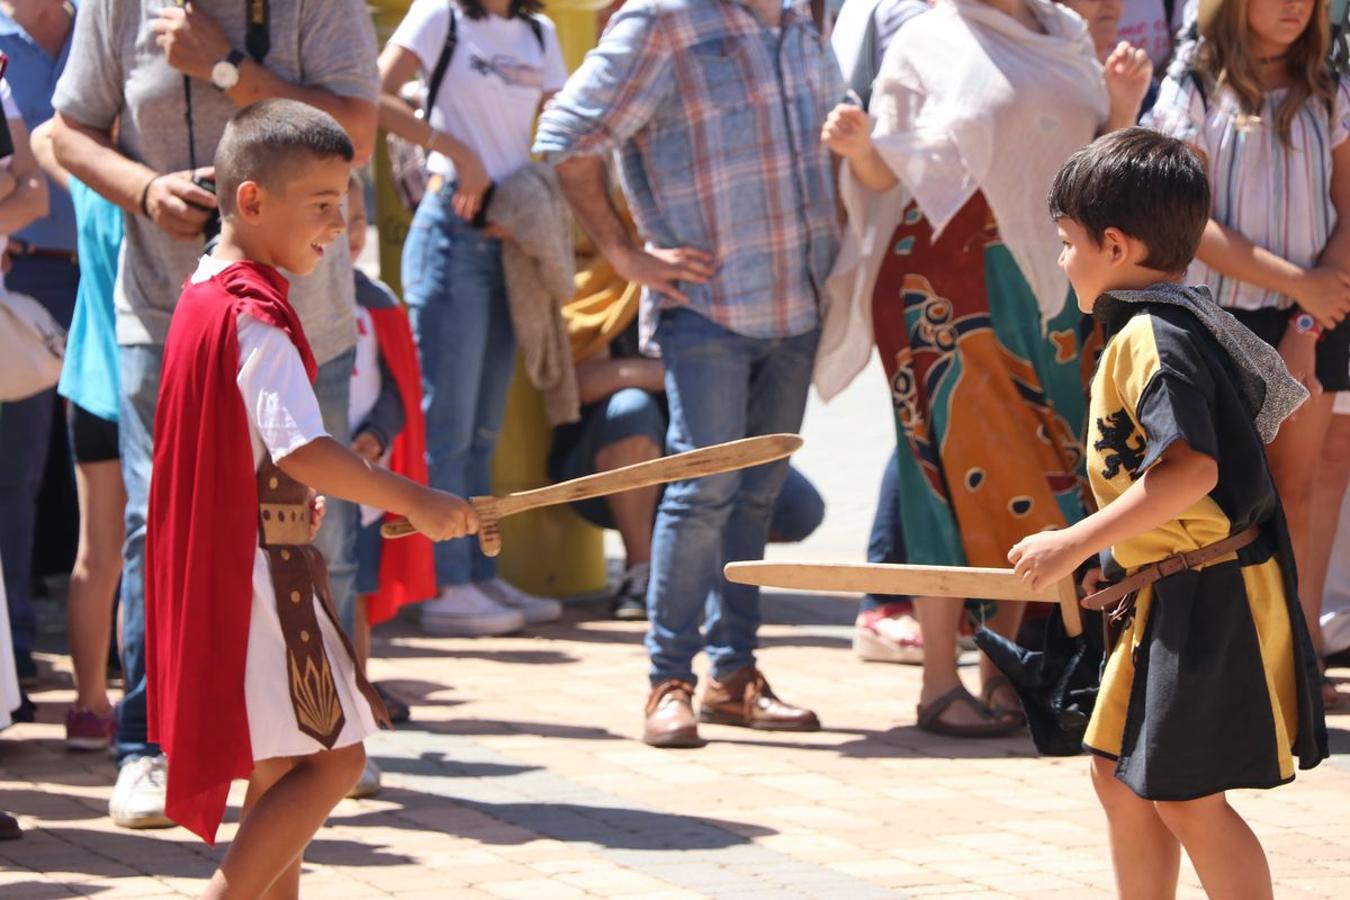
[5,589,1350,900]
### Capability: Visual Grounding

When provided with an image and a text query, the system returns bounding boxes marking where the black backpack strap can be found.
[521,12,545,51]
[423,4,459,115]
[1184,68,1208,114]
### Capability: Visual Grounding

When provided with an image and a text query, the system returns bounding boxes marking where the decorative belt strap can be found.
[257,457,390,747]
[1081,525,1262,613]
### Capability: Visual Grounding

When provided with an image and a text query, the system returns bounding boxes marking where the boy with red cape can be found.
[145,99,475,898]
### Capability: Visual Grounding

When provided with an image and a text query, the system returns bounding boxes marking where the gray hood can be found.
[1100,282,1309,443]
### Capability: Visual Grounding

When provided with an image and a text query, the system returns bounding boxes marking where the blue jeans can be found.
[116,344,163,763]
[403,189,514,586]
[555,387,823,543]
[311,349,358,634]
[860,446,910,613]
[0,257,78,667]
[645,309,819,685]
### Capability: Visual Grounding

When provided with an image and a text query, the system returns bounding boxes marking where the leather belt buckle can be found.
[260,503,311,546]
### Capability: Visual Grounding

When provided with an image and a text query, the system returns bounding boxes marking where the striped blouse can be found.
[1147,73,1350,311]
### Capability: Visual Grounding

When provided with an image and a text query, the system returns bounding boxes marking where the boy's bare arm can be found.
[1009,441,1219,592]
[278,437,476,541]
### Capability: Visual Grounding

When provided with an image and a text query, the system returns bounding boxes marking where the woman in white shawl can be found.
[823,0,1151,736]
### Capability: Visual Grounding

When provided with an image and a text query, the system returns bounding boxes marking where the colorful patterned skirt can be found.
[872,193,1094,569]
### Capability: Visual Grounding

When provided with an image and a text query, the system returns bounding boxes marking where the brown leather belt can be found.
[257,456,389,746]
[7,239,78,266]
[1081,525,1262,613]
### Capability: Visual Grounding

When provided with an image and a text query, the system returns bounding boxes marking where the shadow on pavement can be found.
[1,881,108,898]
[706,725,1038,760]
[454,799,776,850]
[397,718,624,741]
[375,643,581,665]
[370,753,541,780]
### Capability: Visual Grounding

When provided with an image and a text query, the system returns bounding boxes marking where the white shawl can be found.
[816,0,1107,401]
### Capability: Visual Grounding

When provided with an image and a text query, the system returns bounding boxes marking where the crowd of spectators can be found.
[1,0,1349,842]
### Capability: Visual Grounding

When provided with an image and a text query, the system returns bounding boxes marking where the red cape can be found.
[146,260,316,845]
[365,306,436,624]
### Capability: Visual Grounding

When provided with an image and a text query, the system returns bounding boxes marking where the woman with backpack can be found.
[1147,0,1350,707]
[378,0,568,637]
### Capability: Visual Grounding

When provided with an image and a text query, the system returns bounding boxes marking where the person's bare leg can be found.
[595,435,661,567]
[236,758,303,900]
[68,459,127,713]
[202,743,366,899]
[1267,392,1336,656]
[915,596,988,726]
[1154,793,1273,900]
[354,595,370,677]
[1306,414,1350,638]
[1090,756,1180,899]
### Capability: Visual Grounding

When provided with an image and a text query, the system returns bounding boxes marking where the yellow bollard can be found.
[491,0,613,599]
[491,357,607,598]
[369,0,414,297]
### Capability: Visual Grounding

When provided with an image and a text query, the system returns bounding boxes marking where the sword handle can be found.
[378,496,501,548]
[1057,576,1083,638]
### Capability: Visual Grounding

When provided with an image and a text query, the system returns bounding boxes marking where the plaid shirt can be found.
[534,0,845,343]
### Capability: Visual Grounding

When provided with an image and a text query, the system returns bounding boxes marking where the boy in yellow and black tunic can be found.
[1009,128,1326,899]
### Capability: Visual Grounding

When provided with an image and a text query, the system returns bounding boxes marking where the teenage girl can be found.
[1149,0,1350,708]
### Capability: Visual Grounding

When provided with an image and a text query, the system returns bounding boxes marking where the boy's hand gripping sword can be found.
[381,434,804,558]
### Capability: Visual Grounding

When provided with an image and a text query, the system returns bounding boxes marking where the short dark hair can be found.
[214,99,354,216]
[457,0,543,19]
[1047,127,1210,274]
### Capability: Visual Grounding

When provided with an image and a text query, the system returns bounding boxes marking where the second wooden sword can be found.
[723,560,1083,637]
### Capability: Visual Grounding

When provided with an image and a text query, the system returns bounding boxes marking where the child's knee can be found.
[1153,795,1223,838]
[1089,756,1138,810]
[306,742,366,793]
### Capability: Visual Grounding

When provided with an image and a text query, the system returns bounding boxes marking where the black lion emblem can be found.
[1094,409,1147,480]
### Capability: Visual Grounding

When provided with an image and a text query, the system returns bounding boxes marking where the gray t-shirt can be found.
[52,0,378,364]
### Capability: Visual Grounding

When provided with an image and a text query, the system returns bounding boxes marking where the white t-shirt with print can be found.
[1117,0,1185,70]
[390,0,568,183]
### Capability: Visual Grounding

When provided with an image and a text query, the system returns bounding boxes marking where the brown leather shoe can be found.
[643,679,706,748]
[699,667,820,731]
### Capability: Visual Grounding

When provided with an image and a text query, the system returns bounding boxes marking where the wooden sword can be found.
[381,433,805,557]
[723,561,1083,638]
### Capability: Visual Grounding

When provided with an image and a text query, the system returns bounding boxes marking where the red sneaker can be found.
[65,706,116,752]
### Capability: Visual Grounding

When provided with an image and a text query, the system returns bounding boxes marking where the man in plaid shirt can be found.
[535,0,844,748]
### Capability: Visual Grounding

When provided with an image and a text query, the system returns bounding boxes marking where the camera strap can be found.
[182,0,271,171]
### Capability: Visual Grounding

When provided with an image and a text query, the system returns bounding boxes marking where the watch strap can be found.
[225,48,247,68]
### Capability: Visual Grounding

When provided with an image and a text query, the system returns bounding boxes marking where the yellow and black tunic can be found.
[1082,301,1326,800]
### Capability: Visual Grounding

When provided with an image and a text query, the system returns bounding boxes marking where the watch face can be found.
[211,60,239,89]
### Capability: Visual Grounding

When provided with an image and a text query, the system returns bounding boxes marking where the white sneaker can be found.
[347,758,382,799]
[109,755,174,829]
[478,578,562,624]
[420,583,525,636]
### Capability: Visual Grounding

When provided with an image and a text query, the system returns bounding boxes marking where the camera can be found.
[191,173,222,249]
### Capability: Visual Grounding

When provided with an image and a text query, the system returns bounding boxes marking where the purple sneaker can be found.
[65,707,116,752]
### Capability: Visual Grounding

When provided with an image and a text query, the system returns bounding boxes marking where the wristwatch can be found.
[1292,311,1322,336]
[210,49,246,91]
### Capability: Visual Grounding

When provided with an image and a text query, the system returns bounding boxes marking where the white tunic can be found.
[191,257,379,761]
